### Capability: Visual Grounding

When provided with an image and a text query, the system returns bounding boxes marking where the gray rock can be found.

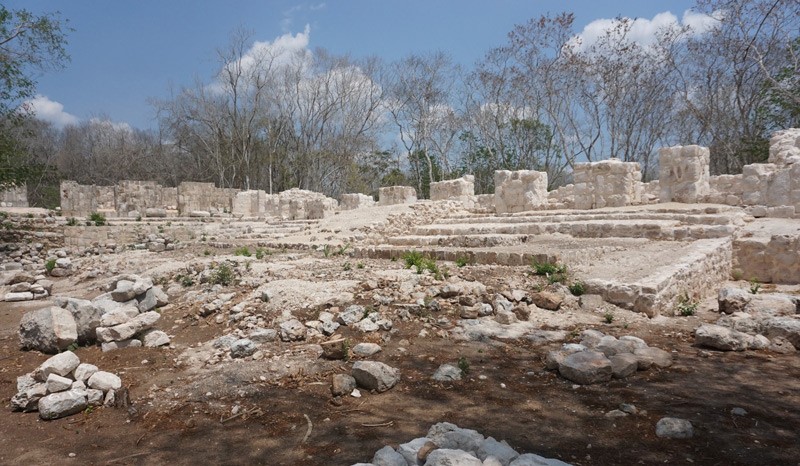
[338,305,366,325]
[717,286,752,314]
[545,344,587,370]
[477,437,519,464]
[618,335,648,349]
[695,324,752,351]
[493,294,514,313]
[37,351,81,380]
[230,338,257,358]
[352,361,400,393]
[45,373,73,393]
[101,339,142,351]
[11,383,47,412]
[18,306,78,353]
[352,342,382,357]
[16,373,36,392]
[95,310,160,342]
[432,364,463,382]
[425,449,482,466]
[331,374,357,397]
[320,319,340,335]
[372,445,406,466]
[249,328,278,343]
[495,310,518,325]
[579,329,605,348]
[427,422,485,452]
[137,286,169,312]
[760,316,800,349]
[38,390,88,420]
[558,350,612,385]
[111,280,137,302]
[609,353,639,378]
[9,282,31,292]
[731,407,748,416]
[633,347,673,370]
[478,303,494,317]
[92,292,138,314]
[213,334,238,349]
[398,437,431,466]
[769,336,797,353]
[355,318,380,332]
[73,363,98,382]
[655,417,694,439]
[746,294,797,316]
[141,329,170,347]
[279,319,307,341]
[5,291,33,301]
[579,294,604,310]
[87,371,122,391]
[87,388,104,406]
[510,453,572,465]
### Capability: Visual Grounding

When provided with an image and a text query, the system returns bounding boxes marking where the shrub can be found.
[676,293,698,316]
[568,281,585,296]
[234,246,251,257]
[603,311,615,324]
[254,248,269,259]
[749,279,761,295]
[455,255,470,267]
[211,263,234,286]
[532,260,567,283]
[45,258,57,274]
[66,217,78,226]
[457,356,470,375]
[89,212,106,226]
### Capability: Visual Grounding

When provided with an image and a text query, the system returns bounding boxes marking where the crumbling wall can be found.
[734,234,800,284]
[494,170,548,214]
[232,190,268,217]
[430,175,475,201]
[339,193,375,210]
[0,184,28,207]
[116,180,163,217]
[60,181,115,217]
[262,188,338,220]
[659,145,710,203]
[177,182,236,215]
[547,184,575,210]
[573,159,642,210]
[379,186,417,206]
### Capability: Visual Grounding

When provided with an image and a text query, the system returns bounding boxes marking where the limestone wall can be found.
[547,184,575,210]
[734,234,800,284]
[233,190,268,217]
[494,170,548,214]
[340,193,375,210]
[177,182,237,215]
[261,188,338,220]
[60,181,115,217]
[573,159,642,210]
[116,180,165,217]
[379,186,417,206]
[0,184,28,207]
[430,175,475,201]
[659,145,710,203]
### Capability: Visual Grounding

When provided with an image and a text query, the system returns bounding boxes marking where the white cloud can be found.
[570,9,719,51]
[24,95,79,128]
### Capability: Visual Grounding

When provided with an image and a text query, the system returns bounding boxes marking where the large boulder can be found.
[19,306,78,353]
[695,324,753,351]
[352,361,400,393]
[760,316,800,349]
[95,311,160,343]
[558,350,612,385]
[38,390,88,420]
[655,417,694,439]
[717,287,752,314]
[425,449,482,466]
[36,351,80,380]
[53,297,103,344]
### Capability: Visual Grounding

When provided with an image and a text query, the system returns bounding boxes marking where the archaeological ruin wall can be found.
[494,170,548,214]
[0,184,28,207]
[379,186,417,206]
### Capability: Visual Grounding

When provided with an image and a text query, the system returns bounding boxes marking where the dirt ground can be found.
[1,246,799,466]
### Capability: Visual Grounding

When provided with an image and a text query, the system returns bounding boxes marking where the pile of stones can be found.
[133,232,180,253]
[18,274,170,353]
[354,422,570,466]
[2,271,53,302]
[694,286,800,353]
[11,351,124,420]
[545,329,672,384]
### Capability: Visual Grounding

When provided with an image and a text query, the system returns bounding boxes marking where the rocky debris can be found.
[320,338,349,360]
[718,286,752,314]
[352,361,400,393]
[546,330,671,384]
[279,318,307,342]
[358,422,570,466]
[352,342,382,357]
[708,288,800,352]
[3,271,53,302]
[229,339,257,358]
[11,352,124,420]
[432,364,463,382]
[53,297,103,344]
[531,290,563,311]
[18,306,78,354]
[655,417,694,439]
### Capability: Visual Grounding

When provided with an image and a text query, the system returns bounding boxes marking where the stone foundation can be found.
[430,175,475,201]
[659,145,710,203]
[733,234,800,284]
[573,159,642,210]
[340,193,376,210]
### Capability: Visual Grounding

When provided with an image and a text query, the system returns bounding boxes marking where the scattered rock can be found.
[18,306,78,354]
[352,342,382,357]
[279,319,307,341]
[331,374,357,397]
[655,417,694,439]
[558,350,612,385]
[38,390,88,420]
[432,364,462,382]
[229,339,257,358]
[717,286,752,314]
[352,361,400,393]
[531,291,563,311]
[695,324,752,351]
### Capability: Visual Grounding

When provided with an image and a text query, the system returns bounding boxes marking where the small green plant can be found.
[204,249,211,256]
[342,338,351,362]
[749,279,761,295]
[337,243,351,256]
[234,246,251,257]
[84,405,94,415]
[89,212,106,226]
[66,342,79,352]
[457,356,471,375]
[66,217,78,226]
[455,255,470,267]
[322,245,332,258]
[210,263,234,286]
[731,268,744,281]
[676,292,698,316]
[532,260,568,283]
[255,248,269,260]
[403,250,424,269]
[136,216,142,222]
[356,261,365,269]
[568,281,585,296]
[603,311,615,324]
[45,258,57,274]
[343,262,352,271]
[178,274,194,287]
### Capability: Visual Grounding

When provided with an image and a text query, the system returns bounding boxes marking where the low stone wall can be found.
[340,193,376,210]
[430,175,474,201]
[232,190,268,217]
[573,159,642,210]
[263,188,338,220]
[494,170,548,214]
[0,184,28,207]
[116,180,172,217]
[733,234,800,284]
[379,186,417,206]
[177,182,237,215]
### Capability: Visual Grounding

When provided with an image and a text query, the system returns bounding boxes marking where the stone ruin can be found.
[379,185,417,206]
[233,188,338,220]
[339,193,376,210]
[430,175,475,202]
[0,183,28,207]
[494,170,548,214]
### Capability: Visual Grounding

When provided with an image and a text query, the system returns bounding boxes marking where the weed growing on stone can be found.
[455,255,470,267]
[749,279,761,294]
[254,248,269,259]
[66,217,78,226]
[45,258,56,274]
[356,261,365,269]
[532,260,568,284]
[211,263,234,286]
[89,212,106,226]
[343,262,352,271]
[568,281,585,296]
[603,311,615,324]
[676,293,698,316]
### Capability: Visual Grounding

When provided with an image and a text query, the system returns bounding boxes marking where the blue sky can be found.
[9,0,697,130]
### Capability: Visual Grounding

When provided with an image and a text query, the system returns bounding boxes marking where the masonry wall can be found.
[0,184,28,207]
[176,182,237,215]
[573,159,642,210]
[494,170,548,214]
[379,186,417,206]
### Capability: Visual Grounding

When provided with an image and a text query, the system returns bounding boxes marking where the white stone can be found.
[87,371,122,391]
[37,351,81,380]
[38,390,87,420]
[45,373,73,393]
